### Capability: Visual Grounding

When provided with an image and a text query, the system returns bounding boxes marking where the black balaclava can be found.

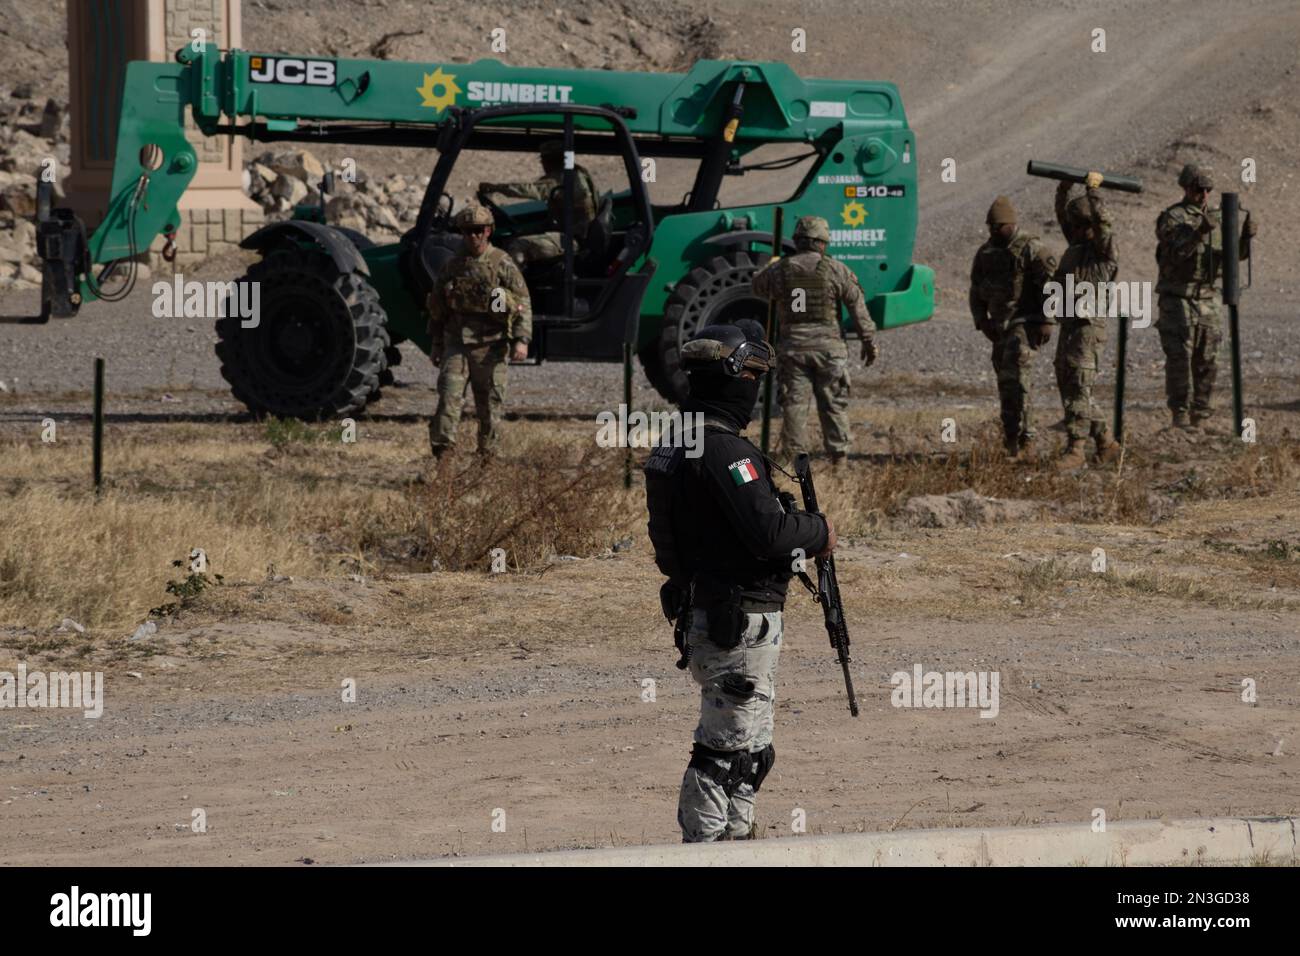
[683,370,762,431]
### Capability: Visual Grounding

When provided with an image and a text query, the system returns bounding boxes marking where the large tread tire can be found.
[654,250,772,403]
[215,248,387,419]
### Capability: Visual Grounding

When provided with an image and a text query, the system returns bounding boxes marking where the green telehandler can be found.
[34,43,934,417]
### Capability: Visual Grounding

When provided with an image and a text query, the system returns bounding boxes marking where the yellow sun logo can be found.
[417,67,462,111]
[840,200,867,227]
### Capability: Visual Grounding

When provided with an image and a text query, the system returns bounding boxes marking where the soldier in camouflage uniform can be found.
[1155,164,1257,429]
[427,204,532,458]
[1051,176,1122,470]
[750,215,880,465]
[479,140,599,268]
[969,195,1058,459]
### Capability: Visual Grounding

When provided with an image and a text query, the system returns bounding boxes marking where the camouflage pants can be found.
[777,341,851,459]
[1053,318,1110,442]
[1157,294,1221,418]
[507,233,565,266]
[992,323,1035,443]
[678,610,782,843]
[428,339,509,454]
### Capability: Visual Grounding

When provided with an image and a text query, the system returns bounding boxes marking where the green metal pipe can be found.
[1222,193,1244,438]
[760,206,783,456]
[93,357,104,494]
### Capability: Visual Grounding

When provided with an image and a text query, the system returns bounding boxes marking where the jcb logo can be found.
[250,56,336,86]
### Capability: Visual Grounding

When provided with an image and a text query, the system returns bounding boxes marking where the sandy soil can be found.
[2,502,1297,864]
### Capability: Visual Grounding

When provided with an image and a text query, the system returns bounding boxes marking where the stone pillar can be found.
[65,0,261,269]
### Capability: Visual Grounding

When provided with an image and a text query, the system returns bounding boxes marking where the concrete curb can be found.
[392,817,1297,867]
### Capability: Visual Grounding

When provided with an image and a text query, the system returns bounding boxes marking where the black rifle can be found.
[788,454,860,717]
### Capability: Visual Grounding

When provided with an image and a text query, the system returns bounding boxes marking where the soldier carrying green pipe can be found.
[1051,174,1123,470]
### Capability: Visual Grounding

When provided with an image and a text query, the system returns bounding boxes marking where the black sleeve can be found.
[700,434,828,561]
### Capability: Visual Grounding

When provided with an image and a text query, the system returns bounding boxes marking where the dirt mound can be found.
[899,488,1048,528]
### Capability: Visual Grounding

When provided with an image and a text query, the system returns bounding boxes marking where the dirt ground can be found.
[2,0,1299,864]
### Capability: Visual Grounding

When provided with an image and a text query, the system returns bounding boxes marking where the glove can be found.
[1027,322,1052,349]
[977,319,998,343]
[1243,212,1258,239]
[659,581,685,621]
[478,183,496,195]
[1198,210,1219,235]
[861,338,880,366]
[1085,170,1104,189]
[430,348,443,368]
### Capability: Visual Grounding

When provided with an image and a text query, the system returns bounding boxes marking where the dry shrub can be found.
[0,488,312,633]
[419,437,642,571]
[805,425,1300,533]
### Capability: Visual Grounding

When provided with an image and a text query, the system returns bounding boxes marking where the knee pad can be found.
[751,744,776,793]
[688,744,753,798]
[688,743,775,796]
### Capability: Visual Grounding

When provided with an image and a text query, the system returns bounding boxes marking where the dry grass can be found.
[0,487,311,633]
[1,406,1296,635]
[1013,554,1296,612]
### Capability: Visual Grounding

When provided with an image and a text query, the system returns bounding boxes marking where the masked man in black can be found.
[644,320,835,842]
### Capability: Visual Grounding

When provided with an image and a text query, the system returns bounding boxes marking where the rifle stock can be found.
[792,454,860,717]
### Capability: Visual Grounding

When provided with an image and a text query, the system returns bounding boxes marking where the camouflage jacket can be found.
[427,245,532,348]
[1052,188,1118,324]
[488,165,598,237]
[968,229,1057,328]
[1155,199,1249,298]
[750,249,875,349]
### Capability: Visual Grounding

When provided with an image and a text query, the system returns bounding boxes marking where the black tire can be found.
[215,248,388,419]
[377,344,401,388]
[371,324,392,396]
[637,342,674,400]
[654,251,772,402]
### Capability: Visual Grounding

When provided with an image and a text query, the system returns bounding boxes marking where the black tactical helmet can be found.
[681,321,774,377]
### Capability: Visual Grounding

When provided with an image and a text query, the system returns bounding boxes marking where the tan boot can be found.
[1056,438,1087,471]
[1171,410,1193,430]
[1095,435,1122,464]
[1004,435,1022,461]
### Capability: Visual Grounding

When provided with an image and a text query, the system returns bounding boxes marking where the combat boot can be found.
[1189,411,1210,428]
[1095,435,1122,465]
[1004,435,1022,461]
[1056,438,1087,471]
[1171,410,1193,430]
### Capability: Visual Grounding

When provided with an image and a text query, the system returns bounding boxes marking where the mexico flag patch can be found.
[728,458,759,485]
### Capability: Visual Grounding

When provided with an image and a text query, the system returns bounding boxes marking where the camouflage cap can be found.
[1178,164,1215,190]
[793,215,830,242]
[454,203,494,229]
[986,195,1016,226]
[681,322,774,375]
